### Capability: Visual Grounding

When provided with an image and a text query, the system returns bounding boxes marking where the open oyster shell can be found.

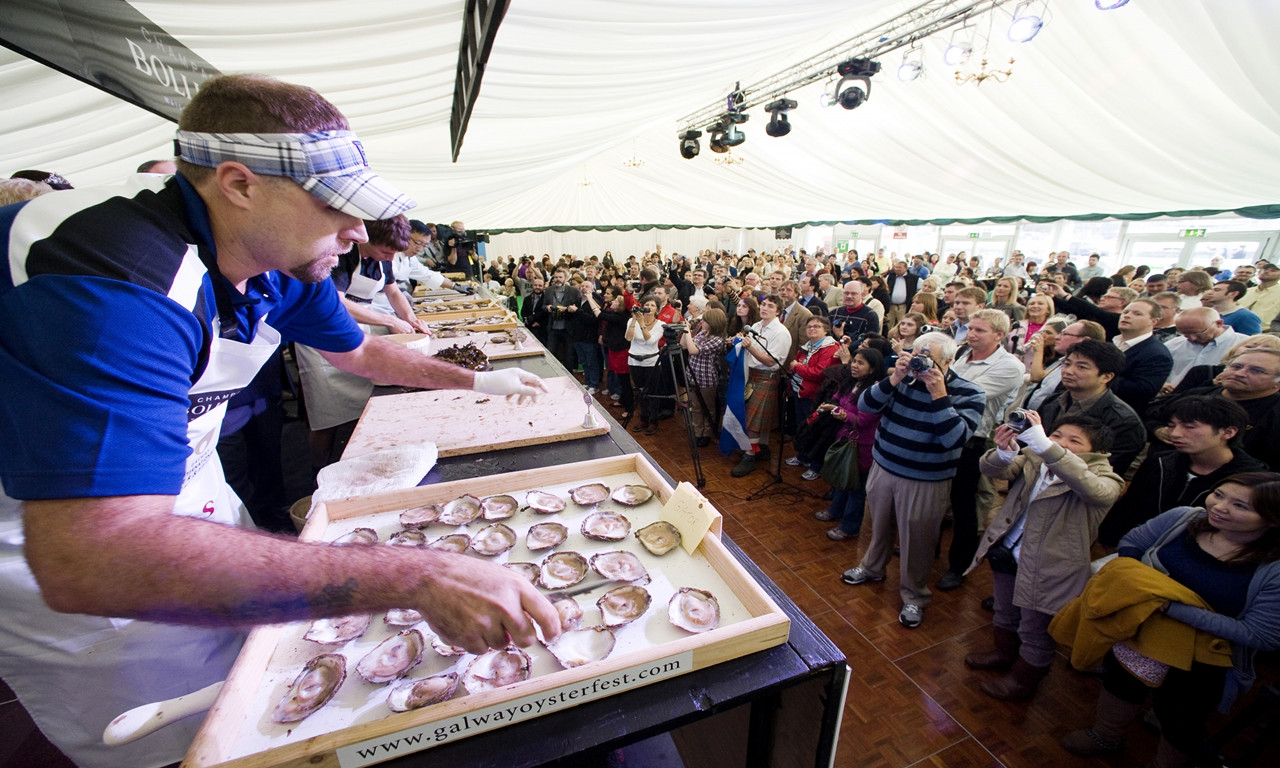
[356,629,426,683]
[568,483,610,506]
[526,521,569,551]
[304,614,371,645]
[505,561,541,584]
[668,587,720,633]
[470,523,517,556]
[331,527,378,546]
[463,648,532,693]
[545,626,616,668]
[427,533,471,553]
[387,672,459,712]
[597,585,652,627]
[271,653,346,723]
[550,595,584,631]
[525,490,566,514]
[610,484,654,506]
[384,608,423,627]
[399,504,440,529]
[635,521,682,556]
[581,511,631,541]
[480,494,519,521]
[590,550,649,583]
[387,529,427,547]
[438,495,482,526]
[538,551,589,589]
[431,635,468,657]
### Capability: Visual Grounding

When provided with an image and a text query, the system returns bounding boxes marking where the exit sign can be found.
[1180,228,1207,238]
[836,240,850,253]
[969,233,981,238]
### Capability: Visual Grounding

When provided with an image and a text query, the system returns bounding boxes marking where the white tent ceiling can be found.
[2,0,1278,230]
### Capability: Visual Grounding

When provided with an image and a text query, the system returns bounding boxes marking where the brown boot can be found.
[1148,737,1194,768]
[1060,688,1144,756]
[980,657,1050,700]
[965,626,1021,670]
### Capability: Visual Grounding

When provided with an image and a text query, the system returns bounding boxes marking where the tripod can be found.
[742,331,817,501]
[619,337,706,488]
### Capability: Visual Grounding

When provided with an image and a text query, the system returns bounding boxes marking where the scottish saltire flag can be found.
[719,340,750,454]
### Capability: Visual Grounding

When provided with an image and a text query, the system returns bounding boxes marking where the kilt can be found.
[744,368,780,434]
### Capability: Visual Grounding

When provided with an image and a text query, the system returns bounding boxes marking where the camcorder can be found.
[631,306,653,314]
[662,322,688,345]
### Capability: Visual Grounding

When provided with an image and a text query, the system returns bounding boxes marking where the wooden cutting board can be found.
[342,376,608,460]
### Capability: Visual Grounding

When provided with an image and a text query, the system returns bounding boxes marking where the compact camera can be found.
[1005,409,1031,432]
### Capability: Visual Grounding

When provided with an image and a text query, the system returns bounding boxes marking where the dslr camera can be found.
[907,352,935,374]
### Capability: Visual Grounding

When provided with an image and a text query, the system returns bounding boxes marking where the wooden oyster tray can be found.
[182,455,790,768]
[381,330,547,361]
[342,376,605,461]
[413,307,519,331]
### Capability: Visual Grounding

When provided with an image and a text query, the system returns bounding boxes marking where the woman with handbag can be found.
[813,348,888,541]
[1058,472,1280,767]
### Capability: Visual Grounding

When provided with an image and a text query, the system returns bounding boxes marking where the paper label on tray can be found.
[335,651,694,767]
[404,337,432,352]
[661,481,719,554]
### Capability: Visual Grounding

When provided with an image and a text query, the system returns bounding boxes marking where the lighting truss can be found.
[676,0,1021,134]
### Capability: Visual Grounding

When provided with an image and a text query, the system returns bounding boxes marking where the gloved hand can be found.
[473,369,548,404]
[1014,424,1054,455]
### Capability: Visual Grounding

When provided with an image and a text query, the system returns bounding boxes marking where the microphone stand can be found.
[742,325,817,501]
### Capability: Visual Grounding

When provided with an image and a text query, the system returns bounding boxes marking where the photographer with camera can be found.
[680,308,729,447]
[829,280,880,347]
[841,333,986,629]
[965,410,1123,702]
[625,295,665,434]
[544,268,581,369]
[440,219,486,280]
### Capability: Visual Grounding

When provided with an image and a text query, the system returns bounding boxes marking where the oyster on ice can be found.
[387,529,426,547]
[525,521,568,551]
[635,521,682,556]
[384,608,423,627]
[399,504,440,529]
[437,495,482,526]
[427,533,471,553]
[545,627,616,668]
[470,523,517,556]
[462,648,532,693]
[538,551,589,589]
[568,483,609,506]
[525,490,566,514]
[303,614,372,645]
[668,587,720,633]
[581,511,631,541]
[505,561,541,584]
[610,484,654,506]
[597,585,651,627]
[356,629,426,683]
[331,527,378,546]
[480,494,519,521]
[386,672,459,712]
[271,653,346,723]
[590,550,648,583]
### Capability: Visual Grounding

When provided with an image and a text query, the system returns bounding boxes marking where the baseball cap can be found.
[174,130,415,220]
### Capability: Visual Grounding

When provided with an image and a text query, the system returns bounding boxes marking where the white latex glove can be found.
[473,369,548,404]
[1015,424,1054,455]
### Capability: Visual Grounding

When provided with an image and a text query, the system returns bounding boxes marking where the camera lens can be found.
[1005,409,1029,431]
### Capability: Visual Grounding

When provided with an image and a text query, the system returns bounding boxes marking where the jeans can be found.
[829,487,867,535]
[574,341,602,388]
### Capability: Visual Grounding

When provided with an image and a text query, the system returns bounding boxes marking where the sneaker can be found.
[610,393,621,401]
[841,566,884,586]
[899,604,924,628]
[827,527,858,541]
[587,387,598,395]
[937,571,964,591]
[801,469,821,481]
[814,509,837,522]
[785,457,804,466]
[730,453,757,478]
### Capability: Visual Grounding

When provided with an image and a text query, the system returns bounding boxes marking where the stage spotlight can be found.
[898,49,923,82]
[706,119,729,153]
[763,98,796,137]
[833,58,879,111]
[1095,0,1128,8]
[1007,2,1044,43]
[943,26,974,66]
[679,129,702,159]
[721,125,746,147]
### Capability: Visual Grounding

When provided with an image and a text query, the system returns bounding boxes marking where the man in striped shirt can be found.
[840,332,986,628]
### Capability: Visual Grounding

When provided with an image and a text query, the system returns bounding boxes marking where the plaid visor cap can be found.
[174,130,415,220]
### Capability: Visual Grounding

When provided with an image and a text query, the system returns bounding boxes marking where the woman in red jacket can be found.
[788,316,840,440]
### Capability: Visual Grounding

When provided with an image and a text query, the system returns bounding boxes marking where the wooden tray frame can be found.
[183,455,788,768]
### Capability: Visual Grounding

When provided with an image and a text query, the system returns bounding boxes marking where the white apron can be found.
[0,317,281,768]
[295,260,383,430]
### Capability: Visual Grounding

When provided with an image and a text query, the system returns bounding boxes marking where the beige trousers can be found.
[859,462,951,608]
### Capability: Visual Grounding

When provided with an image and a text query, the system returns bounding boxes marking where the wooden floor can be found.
[1,389,1274,768]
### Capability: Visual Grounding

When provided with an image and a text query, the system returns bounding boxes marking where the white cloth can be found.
[1112,331,1153,352]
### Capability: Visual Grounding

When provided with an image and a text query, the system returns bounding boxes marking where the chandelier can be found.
[622,154,645,169]
[713,150,745,166]
[955,55,1014,85]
